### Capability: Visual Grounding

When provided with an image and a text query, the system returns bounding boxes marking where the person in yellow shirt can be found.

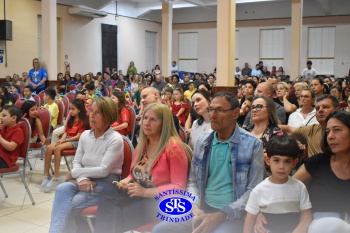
[184,81,196,100]
[43,88,59,130]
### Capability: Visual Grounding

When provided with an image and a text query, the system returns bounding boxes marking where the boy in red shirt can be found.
[0,106,24,168]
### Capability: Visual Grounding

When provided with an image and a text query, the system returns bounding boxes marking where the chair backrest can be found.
[104,87,110,97]
[185,98,191,118]
[61,96,70,118]
[69,84,76,91]
[125,106,136,141]
[66,92,75,102]
[15,99,26,108]
[17,118,31,159]
[13,93,20,102]
[38,91,45,106]
[33,94,41,107]
[178,126,187,143]
[121,135,134,179]
[55,100,65,126]
[37,108,51,138]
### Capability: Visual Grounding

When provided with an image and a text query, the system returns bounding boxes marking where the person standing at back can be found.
[28,58,48,93]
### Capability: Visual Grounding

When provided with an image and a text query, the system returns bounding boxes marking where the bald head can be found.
[140,87,161,107]
[256,82,274,98]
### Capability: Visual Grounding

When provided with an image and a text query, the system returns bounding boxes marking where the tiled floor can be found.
[0,150,71,233]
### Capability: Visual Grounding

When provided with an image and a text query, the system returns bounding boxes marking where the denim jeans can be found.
[49,175,119,233]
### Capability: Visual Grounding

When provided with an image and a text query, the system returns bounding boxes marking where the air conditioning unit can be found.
[68,6,108,18]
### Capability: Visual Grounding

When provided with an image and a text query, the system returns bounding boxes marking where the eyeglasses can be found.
[251,104,267,111]
[300,95,311,99]
[207,107,234,114]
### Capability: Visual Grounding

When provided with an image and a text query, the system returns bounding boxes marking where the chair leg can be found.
[26,158,33,171]
[0,180,8,198]
[86,217,94,233]
[19,171,35,205]
[64,157,71,171]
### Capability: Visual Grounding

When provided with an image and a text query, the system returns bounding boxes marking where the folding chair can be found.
[61,96,70,119]
[29,108,51,160]
[0,118,35,205]
[38,91,45,106]
[15,99,26,108]
[126,106,136,141]
[79,135,134,232]
[33,94,41,107]
[55,100,65,127]
[66,92,75,102]
[69,84,76,92]
[178,126,188,143]
[12,93,20,102]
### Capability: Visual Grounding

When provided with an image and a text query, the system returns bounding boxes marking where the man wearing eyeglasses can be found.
[279,94,340,157]
[152,92,264,233]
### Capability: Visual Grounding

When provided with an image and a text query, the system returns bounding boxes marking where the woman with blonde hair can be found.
[275,81,299,121]
[294,82,308,105]
[94,103,191,233]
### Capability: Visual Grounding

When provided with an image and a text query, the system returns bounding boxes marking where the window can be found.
[179,32,198,72]
[260,29,284,71]
[308,27,335,75]
[145,31,157,72]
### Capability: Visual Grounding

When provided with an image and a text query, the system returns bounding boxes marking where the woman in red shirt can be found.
[111,89,130,136]
[42,99,89,192]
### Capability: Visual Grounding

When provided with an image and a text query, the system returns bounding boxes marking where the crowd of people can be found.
[0,58,350,233]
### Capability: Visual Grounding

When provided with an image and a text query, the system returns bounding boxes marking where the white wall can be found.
[117,16,162,74]
[0,1,161,80]
[172,17,350,78]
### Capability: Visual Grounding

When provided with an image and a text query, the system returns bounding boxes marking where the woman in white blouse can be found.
[288,88,319,128]
[189,89,213,149]
[49,97,124,233]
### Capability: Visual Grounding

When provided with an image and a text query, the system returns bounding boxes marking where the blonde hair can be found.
[294,82,308,89]
[277,81,290,91]
[135,103,191,173]
[94,97,118,126]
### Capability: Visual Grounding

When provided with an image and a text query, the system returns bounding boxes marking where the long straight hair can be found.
[134,103,191,174]
[67,99,89,130]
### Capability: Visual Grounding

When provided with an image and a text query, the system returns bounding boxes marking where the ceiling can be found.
[56,0,350,23]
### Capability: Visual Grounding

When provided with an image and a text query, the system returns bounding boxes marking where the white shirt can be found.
[246,176,312,215]
[288,108,319,127]
[72,128,124,182]
[190,120,212,149]
[302,68,317,81]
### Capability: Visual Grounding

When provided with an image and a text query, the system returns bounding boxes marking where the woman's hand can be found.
[78,179,94,192]
[65,171,73,181]
[119,177,133,187]
[127,182,146,198]
[254,212,269,233]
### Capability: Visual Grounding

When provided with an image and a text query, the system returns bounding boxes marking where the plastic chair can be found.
[38,91,45,106]
[33,94,41,107]
[66,92,75,102]
[178,126,188,143]
[126,106,136,141]
[29,108,51,160]
[56,100,65,127]
[15,99,26,108]
[69,84,76,91]
[61,96,70,119]
[0,118,35,205]
[79,135,134,232]
[12,93,20,102]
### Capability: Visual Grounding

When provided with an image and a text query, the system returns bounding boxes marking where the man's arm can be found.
[278,124,297,136]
